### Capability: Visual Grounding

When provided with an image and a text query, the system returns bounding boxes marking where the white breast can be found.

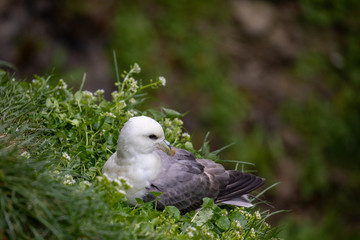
[102,152,161,205]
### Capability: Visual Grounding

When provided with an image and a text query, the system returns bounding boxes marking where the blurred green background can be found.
[1,0,360,239]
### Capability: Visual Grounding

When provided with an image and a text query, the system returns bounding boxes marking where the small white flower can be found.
[100,129,106,136]
[250,227,256,238]
[95,89,105,97]
[32,79,40,84]
[126,77,138,93]
[58,79,68,90]
[173,118,183,125]
[82,90,94,98]
[62,152,71,161]
[165,128,173,134]
[159,76,166,86]
[133,63,141,73]
[125,109,137,118]
[83,180,91,186]
[21,151,30,159]
[63,174,76,185]
[182,132,190,139]
[234,220,242,229]
[119,100,127,108]
[104,112,116,118]
[164,118,172,126]
[221,209,228,216]
[129,98,137,104]
[255,210,261,220]
[186,226,196,237]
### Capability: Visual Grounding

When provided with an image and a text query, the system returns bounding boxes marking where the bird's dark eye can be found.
[148,134,158,140]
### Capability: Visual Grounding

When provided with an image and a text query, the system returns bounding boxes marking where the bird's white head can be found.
[116,116,175,158]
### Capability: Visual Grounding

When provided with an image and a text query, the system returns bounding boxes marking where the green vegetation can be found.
[0,66,280,239]
[2,0,360,238]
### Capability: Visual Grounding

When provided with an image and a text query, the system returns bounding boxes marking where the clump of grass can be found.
[0,66,281,239]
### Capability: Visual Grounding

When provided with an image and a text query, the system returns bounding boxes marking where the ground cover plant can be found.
[0,65,281,239]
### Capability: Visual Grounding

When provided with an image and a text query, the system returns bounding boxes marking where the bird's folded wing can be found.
[143,149,219,213]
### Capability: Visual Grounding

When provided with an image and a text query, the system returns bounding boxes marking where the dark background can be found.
[1,0,360,239]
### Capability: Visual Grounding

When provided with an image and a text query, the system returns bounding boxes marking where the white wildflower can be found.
[133,63,141,73]
[82,90,94,98]
[104,112,116,118]
[129,98,137,104]
[125,109,137,119]
[95,89,105,97]
[186,226,196,238]
[182,132,190,140]
[173,118,183,125]
[58,79,68,89]
[159,76,166,86]
[83,180,91,186]
[62,152,71,162]
[100,129,106,136]
[164,118,172,126]
[250,227,256,238]
[126,77,138,93]
[32,79,40,84]
[63,174,76,185]
[221,209,228,216]
[165,128,173,134]
[255,210,261,220]
[111,91,122,100]
[234,220,242,229]
[21,151,30,159]
[119,100,127,108]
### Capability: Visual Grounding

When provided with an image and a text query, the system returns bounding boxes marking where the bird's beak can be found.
[157,139,176,156]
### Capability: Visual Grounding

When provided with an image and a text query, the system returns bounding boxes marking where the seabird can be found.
[102,116,265,213]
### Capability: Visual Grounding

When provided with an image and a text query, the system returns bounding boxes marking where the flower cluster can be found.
[20,151,31,159]
[158,76,166,86]
[63,174,76,185]
[58,79,68,90]
[125,77,139,94]
[62,152,71,162]
[82,90,94,99]
[95,89,105,97]
[104,112,116,118]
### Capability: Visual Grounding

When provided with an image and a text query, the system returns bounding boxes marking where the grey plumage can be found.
[143,147,265,213]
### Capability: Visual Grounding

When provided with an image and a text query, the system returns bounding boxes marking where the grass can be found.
[0,65,281,239]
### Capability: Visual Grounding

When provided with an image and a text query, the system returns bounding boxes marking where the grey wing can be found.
[188,158,265,207]
[143,148,218,213]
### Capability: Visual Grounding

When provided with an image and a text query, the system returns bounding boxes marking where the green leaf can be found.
[74,91,82,102]
[194,208,214,226]
[201,197,215,209]
[69,119,80,126]
[162,107,183,118]
[165,206,180,220]
[45,98,53,108]
[215,216,230,230]
[150,191,163,198]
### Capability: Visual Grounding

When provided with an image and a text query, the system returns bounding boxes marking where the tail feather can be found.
[216,171,265,203]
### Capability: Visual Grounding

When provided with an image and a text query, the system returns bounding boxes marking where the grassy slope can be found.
[0,67,280,239]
